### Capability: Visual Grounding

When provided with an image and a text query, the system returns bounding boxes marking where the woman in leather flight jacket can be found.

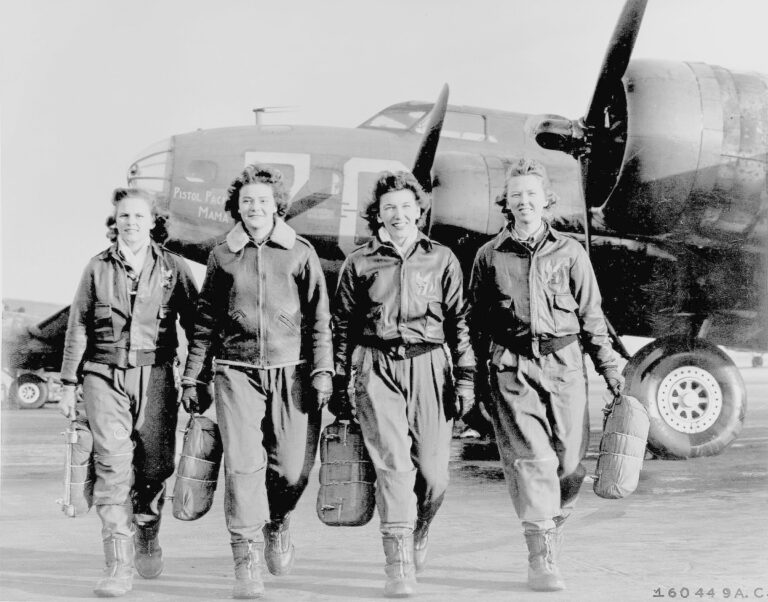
[59,187,198,597]
[181,164,333,600]
[331,171,475,598]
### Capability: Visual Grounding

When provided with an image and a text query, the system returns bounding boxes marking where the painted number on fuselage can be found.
[244,151,311,201]
[243,152,407,255]
[340,158,408,255]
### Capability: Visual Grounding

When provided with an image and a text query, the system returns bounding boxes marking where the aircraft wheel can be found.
[752,355,763,368]
[622,336,746,459]
[13,374,49,409]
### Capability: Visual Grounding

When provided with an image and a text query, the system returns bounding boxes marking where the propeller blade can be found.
[585,0,648,127]
[412,84,449,192]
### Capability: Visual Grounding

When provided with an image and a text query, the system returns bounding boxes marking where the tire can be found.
[622,336,746,459]
[751,355,763,368]
[13,374,49,409]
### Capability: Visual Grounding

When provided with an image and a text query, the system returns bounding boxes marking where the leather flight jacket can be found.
[184,219,333,381]
[469,223,617,375]
[60,242,199,383]
[333,231,474,377]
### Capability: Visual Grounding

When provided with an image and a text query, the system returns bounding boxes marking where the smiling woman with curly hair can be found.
[59,186,198,597]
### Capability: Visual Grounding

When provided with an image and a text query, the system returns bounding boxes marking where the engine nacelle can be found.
[599,59,768,242]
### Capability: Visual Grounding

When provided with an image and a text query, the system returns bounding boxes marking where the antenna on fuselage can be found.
[252,106,298,125]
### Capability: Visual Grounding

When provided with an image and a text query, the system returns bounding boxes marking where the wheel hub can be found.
[656,366,722,434]
[18,383,41,403]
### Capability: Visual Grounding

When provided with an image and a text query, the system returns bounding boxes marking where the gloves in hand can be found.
[454,366,476,420]
[181,381,213,414]
[328,375,354,420]
[312,372,333,408]
[604,370,625,398]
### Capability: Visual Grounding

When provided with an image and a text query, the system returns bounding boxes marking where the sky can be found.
[2,0,768,305]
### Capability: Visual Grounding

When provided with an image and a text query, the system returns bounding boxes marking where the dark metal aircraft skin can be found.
[8,1,766,461]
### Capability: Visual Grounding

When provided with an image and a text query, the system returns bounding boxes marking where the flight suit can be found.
[61,242,198,539]
[333,231,474,532]
[184,219,333,543]
[470,222,619,529]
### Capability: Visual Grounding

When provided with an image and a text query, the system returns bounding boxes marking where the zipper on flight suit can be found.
[257,243,265,366]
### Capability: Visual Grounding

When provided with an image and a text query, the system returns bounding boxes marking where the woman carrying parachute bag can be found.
[174,380,222,521]
[593,393,650,499]
[316,415,376,527]
[58,413,96,518]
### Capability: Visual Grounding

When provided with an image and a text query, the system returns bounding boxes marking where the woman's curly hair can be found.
[224,164,289,222]
[106,187,169,243]
[363,170,431,233]
[495,157,559,212]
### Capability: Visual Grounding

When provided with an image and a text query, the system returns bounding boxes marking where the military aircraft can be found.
[8,0,766,461]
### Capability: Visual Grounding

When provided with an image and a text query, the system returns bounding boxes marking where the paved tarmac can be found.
[1,370,767,602]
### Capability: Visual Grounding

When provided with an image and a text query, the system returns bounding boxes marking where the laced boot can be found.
[382,532,417,598]
[134,519,163,579]
[94,537,134,598]
[413,519,430,575]
[524,529,565,592]
[263,518,295,576]
[231,541,265,599]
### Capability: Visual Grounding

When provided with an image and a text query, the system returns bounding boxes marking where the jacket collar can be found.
[225,218,296,252]
[364,229,433,256]
[493,220,561,251]
[103,240,162,262]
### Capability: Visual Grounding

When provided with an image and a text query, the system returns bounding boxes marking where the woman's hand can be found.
[58,385,77,420]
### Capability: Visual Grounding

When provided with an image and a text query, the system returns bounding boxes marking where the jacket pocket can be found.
[278,311,300,334]
[424,301,445,340]
[552,293,579,332]
[93,303,114,342]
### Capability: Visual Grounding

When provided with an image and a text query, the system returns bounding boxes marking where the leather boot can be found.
[382,532,417,598]
[263,518,295,576]
[134,519,163,579]
[413,519,430,575]
[231,540,265,599]
[524,529,565,592]
[94,537,134,598]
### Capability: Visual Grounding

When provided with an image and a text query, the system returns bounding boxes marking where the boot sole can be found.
[94,586,133,598]
[265,545,295,576]
[135,558,163,579]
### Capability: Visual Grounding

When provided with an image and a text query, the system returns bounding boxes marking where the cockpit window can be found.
[415,111,491,142]
[360,109,428,131]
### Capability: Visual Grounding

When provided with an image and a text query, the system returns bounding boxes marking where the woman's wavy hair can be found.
[363,170,431,233]
[224,164,289,222]
[106,187,169,243]
[495,157,560,214]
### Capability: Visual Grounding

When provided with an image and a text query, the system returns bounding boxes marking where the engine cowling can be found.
[598,59,768,243]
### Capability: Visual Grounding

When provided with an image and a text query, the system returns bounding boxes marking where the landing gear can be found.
[12,373,49,409]
[623,336,746,459]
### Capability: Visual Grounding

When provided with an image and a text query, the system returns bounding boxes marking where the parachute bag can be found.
[173,414,223,521]
[317,419,376,526]
[593,393,650,499]
[58,418,95,517]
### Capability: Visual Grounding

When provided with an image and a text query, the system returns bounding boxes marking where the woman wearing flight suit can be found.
[469,158,623,592]
[181,164,333,600]
[331,171,475,598]
[59,187,198,597]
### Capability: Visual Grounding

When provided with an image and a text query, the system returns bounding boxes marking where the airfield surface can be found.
[2,370,767,602]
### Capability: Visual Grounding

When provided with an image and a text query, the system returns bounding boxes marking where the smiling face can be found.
[115,195,153,250]
[377,188,421,245]
[239,182,277,237]
[502,174,547,228]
